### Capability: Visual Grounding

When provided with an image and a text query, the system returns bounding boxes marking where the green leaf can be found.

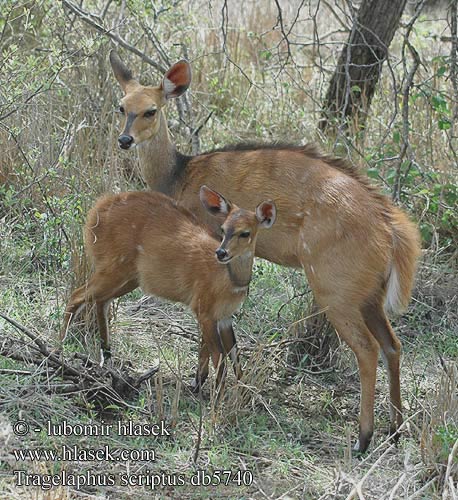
[432,55,446,64]
[436,66,447,77]
[386,168,397,183]
[367,167,379,179]
[438,118,451,130]
[431,94,448,113]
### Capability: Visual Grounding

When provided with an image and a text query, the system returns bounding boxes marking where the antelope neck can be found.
[227,251,254,289]
[137,110,190,196]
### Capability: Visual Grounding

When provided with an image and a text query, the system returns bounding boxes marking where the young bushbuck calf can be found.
[109,51,421,452]
[61,186,276,391]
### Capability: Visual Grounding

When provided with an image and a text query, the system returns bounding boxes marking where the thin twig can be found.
[392,0,427,202]
[62,0,166,73]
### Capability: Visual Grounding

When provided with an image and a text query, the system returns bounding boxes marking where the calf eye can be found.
[144,109,157,118]
[118,106,125,113]
[240,231,250,238]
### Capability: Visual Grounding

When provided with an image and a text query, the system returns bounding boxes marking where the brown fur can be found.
[61,190,274,392]
[109,52,421,452]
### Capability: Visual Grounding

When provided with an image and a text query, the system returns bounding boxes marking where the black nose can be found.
[216,248,228,261]
[118,135,134,149]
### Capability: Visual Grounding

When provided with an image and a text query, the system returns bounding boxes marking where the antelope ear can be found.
[161,60,191,99]
[109,50,135,92]
[200,186,231,216]
[256,201,276,228]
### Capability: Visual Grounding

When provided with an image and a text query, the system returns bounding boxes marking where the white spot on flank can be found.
[136,245,144,253]
[120,256,126,263]
[295,212,303,217]
[310,265,315,274]
[232,285,248,294]
[131,224,136,229]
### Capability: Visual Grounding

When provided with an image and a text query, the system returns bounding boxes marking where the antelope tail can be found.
[385,207,421,315]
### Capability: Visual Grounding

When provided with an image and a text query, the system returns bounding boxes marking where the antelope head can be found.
[109,50,191,149]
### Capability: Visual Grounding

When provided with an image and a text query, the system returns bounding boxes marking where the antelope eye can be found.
[144,109,157,118]
[118,106,125,113]
[240,231,250,238]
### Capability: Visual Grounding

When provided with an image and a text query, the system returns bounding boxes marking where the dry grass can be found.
[1,257,456,498]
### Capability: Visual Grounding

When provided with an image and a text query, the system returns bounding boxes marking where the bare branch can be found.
[0,313,158,406]
[62,0,167,73]
[393,0,427,202]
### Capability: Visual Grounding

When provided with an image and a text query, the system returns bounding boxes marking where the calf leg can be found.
[95,279,138,359]
[217,318,242,380]
[193,317,226,396]
[190,339,210,393]
[61,273,137,359]
[61,284,89,341]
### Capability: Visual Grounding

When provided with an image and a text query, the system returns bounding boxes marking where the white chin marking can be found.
[353,440,360,452]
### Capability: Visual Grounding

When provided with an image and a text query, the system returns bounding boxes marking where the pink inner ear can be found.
[262,204,273,219]
[165,62,190,87]
[205,189,222,210]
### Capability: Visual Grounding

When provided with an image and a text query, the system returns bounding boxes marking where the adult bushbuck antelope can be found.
[109,51,421,452]
[61,186,276,392]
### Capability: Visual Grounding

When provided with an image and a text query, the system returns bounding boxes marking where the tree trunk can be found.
[320,0,407,132]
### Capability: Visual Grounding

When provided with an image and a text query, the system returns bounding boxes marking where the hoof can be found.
[353,432,372,455]
[353,440,362,454]
[352,440,367,456]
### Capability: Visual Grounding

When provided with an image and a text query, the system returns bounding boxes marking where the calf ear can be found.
[256,201,276,228]
[200,186,232,216]
[109,50,135,92]
[161,60,191,99]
